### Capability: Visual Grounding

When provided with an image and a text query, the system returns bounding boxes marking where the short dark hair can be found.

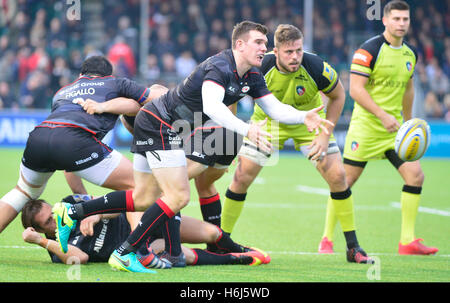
[274,24,303,48]
[21,199,47,230]
[80,55,113,77]
[231,21,268,49]
[383,0,410,16]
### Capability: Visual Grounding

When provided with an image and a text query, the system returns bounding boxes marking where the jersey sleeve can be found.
[350,36,382,78]
[303,53,339,94]
[115,78,150,105]
[248,70,271,99]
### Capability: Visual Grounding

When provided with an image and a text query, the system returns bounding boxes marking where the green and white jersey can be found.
[349,34,417,135]
[252,51,339,122]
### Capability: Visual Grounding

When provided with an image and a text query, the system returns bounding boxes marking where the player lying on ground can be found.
[21,195,268,268]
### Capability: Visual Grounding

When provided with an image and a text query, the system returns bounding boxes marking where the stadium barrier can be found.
[0,111,449,159]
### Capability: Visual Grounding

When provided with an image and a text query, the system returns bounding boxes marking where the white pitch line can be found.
[390,202,450,217]
[296,184,450,217]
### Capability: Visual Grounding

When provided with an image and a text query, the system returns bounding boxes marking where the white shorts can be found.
[133,150,187,173]
[73,149,123,186]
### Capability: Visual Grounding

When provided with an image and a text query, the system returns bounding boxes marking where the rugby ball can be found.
[395,118,431,161]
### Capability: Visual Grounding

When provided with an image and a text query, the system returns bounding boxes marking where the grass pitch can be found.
[0,148,448,284]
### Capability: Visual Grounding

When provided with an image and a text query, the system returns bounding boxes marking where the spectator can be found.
[107,36,137,77]
[175,50,197,78]
[143,54,161,83]
[424,91,444,119]
[0,81,17,109]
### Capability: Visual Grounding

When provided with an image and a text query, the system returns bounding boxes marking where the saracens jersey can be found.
[48,195,131,263]
[44,75,150,139]
[148,49,271,127]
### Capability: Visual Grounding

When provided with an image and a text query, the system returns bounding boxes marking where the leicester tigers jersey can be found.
[252,51,339,122]
[349,34,417,134]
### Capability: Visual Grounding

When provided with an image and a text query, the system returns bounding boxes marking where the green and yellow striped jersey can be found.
[252,51,339,122]
[349,34,417,134]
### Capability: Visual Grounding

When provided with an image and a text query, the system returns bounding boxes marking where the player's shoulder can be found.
[205,49,235,73]
[301,51,338,92]
[351,35,385,70]
[358,34,385,55]
[301,51,328,73]
[402,40,418,62]
[260,52,277,75]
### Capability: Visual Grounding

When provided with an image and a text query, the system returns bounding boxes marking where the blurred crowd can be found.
[0,0,448,121]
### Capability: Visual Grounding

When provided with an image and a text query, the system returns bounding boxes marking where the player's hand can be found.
[80,215,101,236]
[22,227,42,244]
[304,105,335,135]
[307,133,330,161]
[74,98,105,115]
[379,112,400,133]
[247,118,273,154]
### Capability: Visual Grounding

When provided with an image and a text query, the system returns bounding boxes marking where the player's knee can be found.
[232,169,255,191]
[327,167,348,191]
[164,188,190,210]
[408,169,425,186]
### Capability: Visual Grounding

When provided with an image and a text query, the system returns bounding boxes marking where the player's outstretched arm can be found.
[202,81,272,153]
[254,94,334,135]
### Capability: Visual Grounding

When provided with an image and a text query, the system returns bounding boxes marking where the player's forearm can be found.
[402,80,414,121]
[39,238,89,264]
[101,97,141,115]
[254,94,306,124]
[349,82,385,119]
[324,83,345,133]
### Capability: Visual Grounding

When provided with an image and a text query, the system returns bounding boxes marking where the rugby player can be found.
[53,21,334,273]
[338,0,437,255]
[221,24,373,263]
[0,56,164,234]
[21,196,266,268]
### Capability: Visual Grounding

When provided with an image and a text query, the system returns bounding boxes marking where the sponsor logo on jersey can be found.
[241,86,250,93]
[296,85,306,96]
[352,49,373,67]
[351,141,359,151]
[322,62,335,82]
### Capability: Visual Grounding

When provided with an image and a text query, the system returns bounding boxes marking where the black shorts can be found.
[185,126,243,167]
[131,102,184,153]
[22,124,113,173]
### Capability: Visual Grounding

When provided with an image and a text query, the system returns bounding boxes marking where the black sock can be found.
[163,212,182,256]
[69,190,133,220]
[192,249,237,265]
[344,230,359,250]
[118,199,174,256]
[199,193,222,227]
[211,227,245,253]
